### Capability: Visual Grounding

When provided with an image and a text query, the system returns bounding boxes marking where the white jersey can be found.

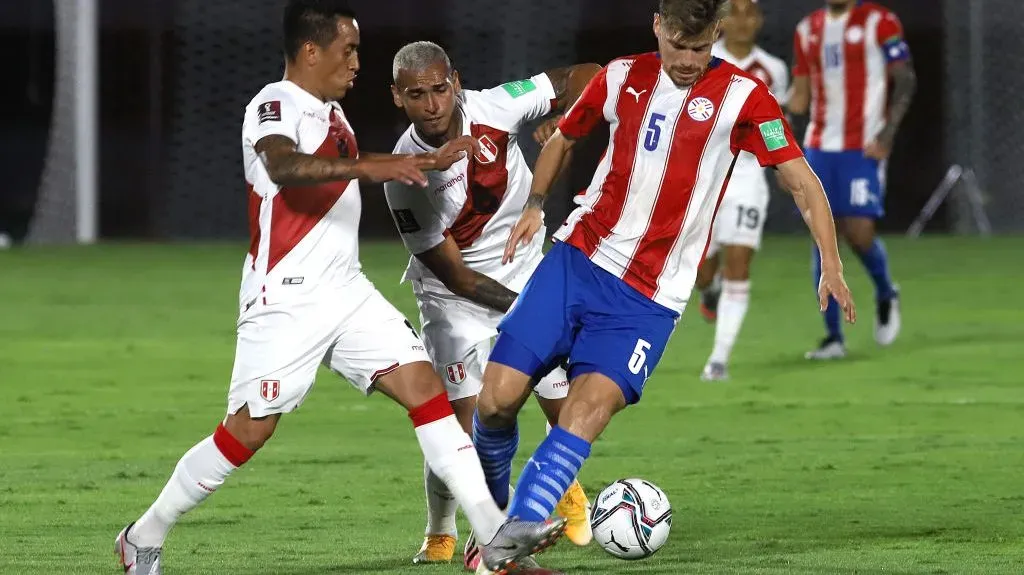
[385,73,557,296]
[240,80,362,309]
[711,41,789,185]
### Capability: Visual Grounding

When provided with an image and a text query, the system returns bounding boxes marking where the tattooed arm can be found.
[255,135,478,188]
[416,235,518,313]
[866,60,917,159]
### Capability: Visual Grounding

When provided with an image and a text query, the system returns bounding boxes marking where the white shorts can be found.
[414,280,569,402]
[708,177,770,256]
[227,275,430,418]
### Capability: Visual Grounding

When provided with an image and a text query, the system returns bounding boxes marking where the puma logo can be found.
[625,86,647,102]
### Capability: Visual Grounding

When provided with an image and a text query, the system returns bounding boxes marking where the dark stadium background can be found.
[0,0,946,241]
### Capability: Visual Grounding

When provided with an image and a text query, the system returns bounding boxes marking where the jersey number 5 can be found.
[628,339,652,375]
[644,113,667,151]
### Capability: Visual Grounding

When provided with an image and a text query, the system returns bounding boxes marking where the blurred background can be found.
[0,0,1017,245]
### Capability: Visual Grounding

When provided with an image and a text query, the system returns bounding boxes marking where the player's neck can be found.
[826,1,857,17]
[724,39,755,60]
[416,104,464,149]
[283,68,327,102]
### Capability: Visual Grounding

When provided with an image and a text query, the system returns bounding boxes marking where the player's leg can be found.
[804,149,846,359]
[696,246,722,322]
[836,156,900,346]
[117,305,332,574]
[535,369,593,547]
[703,244,755,381]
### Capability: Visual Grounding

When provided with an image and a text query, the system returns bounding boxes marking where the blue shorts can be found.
[805,148,885,219]
[490,242,679,405]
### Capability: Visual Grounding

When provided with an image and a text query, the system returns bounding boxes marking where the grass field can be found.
[1,237,1022,574]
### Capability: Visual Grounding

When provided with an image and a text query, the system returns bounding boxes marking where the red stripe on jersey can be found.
[267,110,358,273]
[566,53,662,256]
[843,8,869,149]
[246,184,261,270]
[807,10,826,150]
[449,124,509,249]
[698,156,739,264]
[623,71,733,299]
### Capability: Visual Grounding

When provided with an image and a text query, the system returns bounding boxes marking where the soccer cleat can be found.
[699,285,720,323]
[554,480,592,546]
[115,522,162,575]
[874,291,901,346]
[464,530,481,571]
[804,336,846,360]
[474,555,560,575]
[413,534,457,564]
[479,517,567,574]
[700,361,729,382]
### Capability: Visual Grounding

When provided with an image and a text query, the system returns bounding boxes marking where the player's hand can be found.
[429,135,480,171]
[533,116,563,145]
[356,157,428,187]
[503,206,544,265]
[818,265,856,324]
[864,139,891,160]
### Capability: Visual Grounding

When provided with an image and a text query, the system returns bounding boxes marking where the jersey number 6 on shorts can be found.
[628,339,651,375]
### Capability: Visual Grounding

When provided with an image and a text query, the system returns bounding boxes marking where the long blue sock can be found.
[472,411,518,510]
[508,426,591,522]
[855,238,896,301]
[812,244,843,341]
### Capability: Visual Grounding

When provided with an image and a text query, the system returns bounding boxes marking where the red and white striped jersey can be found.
[712,41,789,183]
[385,73,556,294]
[554,52,802,313]
[793,2,911,151]
[240,80,362,309]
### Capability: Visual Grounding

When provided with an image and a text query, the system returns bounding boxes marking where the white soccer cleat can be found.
[700,361,729,382]
[115,523,162,575]
[804,337,846,360]
[874,292,901,346]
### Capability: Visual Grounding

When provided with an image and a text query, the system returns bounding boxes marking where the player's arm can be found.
[255,135,477,187]
[866,14,916,159]
[503,64,610,263]
[787,27,811,116]
[733,86,855,323]
[415,237,519,313]
[543,63,603,115]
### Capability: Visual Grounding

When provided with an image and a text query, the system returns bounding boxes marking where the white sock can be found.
[130,434,240,547]
[709,279,751,365]
[423,460,458,537]
[414,413,506,544]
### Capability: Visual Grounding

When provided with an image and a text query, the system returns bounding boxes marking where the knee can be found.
[721,261,750,281]
[224,410,278,452]
[476,386,517,428]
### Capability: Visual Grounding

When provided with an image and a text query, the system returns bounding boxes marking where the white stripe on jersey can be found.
[863,10,887,146]
[820,16,848,151]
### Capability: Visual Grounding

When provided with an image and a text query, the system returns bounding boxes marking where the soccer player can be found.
[384,41,600,568]
[112,3,563,574]
[693,0,790,381]
[469,0,856,564]
[790,0,916,359]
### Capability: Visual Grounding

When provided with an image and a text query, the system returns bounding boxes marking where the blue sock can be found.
[472,410,518,510]
[855,238,896,301]
[812,244,843,341]
[508,426,591,522]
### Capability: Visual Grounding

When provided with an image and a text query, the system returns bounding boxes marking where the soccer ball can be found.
[590,478,672,560]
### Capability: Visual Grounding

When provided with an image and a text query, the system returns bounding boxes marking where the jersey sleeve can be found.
[792,26,810,78]
[476,73,557,132]
[252,88,301,144]
[731,84,803,167]
[557,64,609,140]
[876,11,911,65]
[384,180,448,255]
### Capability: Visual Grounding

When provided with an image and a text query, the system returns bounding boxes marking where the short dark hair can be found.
[282,0,356,61]
[658,0,729,38]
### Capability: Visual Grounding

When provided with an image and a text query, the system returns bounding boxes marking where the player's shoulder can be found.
[247,81,299,110]
[392,124,427,154]
[797,7,826,31]
[859,1,899,17]
[714,59,772,97]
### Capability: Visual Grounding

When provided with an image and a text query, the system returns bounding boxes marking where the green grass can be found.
[1,237,1022,574]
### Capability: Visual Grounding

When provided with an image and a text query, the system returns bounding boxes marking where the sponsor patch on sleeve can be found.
[758,119,789,152]
[500,79,538,99]
[391,208,422,233]
[257,100,282,124]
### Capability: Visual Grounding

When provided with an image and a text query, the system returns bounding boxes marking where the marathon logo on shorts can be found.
[446,362,467,385]
[260,379,280,402]
[391,208,422,233]
[258,101,282,124]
